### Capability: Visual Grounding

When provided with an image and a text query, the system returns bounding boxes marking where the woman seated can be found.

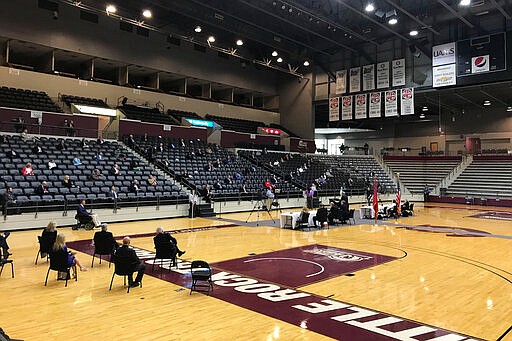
[21,162,34,176]
[40,221,58,258]
[147,175,158,187]
[47,159,58,170]
[52,233,87,273]
[61,175,76,189]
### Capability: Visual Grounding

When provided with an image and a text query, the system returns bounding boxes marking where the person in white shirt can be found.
[188,189,199,218]
[47,159,57,170]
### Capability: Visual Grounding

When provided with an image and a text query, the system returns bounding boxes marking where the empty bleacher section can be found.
[129,136,301,199]
[446,155,512,199]
[240,151,394,196]
[0,87,62,113]
[0,134,187,214]
[384,156,461,194]
[168,109,202,122]
[61,94,109,108]
[206,114,264,134]
[119,104,174,125]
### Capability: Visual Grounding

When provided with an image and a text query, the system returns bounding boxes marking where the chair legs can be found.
[91,254,95,268]
[110,273,141,293]
[0,262,14,278]
[35,251,39,265]
[44,267,51,286]
[45,266,76,287]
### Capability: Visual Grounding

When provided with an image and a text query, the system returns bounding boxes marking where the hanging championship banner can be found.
[335,70,347,94]
[329,97,340,121]
[392,59,406,86]
[341,96,353,120]
[384,90,398,117]
[354,94,367,119]
[362,64,375,91]
[369,92,382,118]
[401,88,414,116]
[376,62,389,89]
[349,67,361,93]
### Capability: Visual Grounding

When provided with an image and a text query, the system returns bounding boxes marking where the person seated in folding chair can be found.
[40,221,58,258]
[76,199,101,227]
[295,207,310,229]
[113,237,145,288]
[401,200,413,217]
[328,202,343,225]
[387,200,399,219]
[154,227,186,257]
[93,223,119,254]
[0,231,11,259]
[51,233,87,276]
[313,206,329,228]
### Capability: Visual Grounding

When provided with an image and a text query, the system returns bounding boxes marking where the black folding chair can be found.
[109,256,142,293]
[315,208,329,228]
[35,233,56,265]
[0,249,14,279]
[152,242,177,273]
[91,234,116,268]
[295,212,310,230]
[45,249,77,287]
[190,260,213,295]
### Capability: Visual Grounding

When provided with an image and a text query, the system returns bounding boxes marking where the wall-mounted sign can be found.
[432,42,456,66]
[185,118,214,128]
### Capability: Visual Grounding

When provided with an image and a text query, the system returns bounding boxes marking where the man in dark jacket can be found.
[153,227,186,257]
[113,236,145,287]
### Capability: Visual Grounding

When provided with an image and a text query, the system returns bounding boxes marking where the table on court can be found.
[359,203,396,219]
[280,211,317,229]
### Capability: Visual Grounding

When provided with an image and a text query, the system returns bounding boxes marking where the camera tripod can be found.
[245,199,275,226]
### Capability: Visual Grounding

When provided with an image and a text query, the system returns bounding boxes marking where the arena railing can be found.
[0,121,99,138]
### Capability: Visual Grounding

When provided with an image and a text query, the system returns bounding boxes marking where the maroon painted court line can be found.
[398,225,491,237]
[469,211,512,221]
[212,245,398,288]
[67,240,483,341]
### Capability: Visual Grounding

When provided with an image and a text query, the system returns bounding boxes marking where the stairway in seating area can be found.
[197,203,216,217]
[384,156,462,195]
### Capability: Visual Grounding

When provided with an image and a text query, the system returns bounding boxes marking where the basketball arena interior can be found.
[0,0,511,340]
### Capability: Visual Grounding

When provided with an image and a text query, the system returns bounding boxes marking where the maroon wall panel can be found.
[220,130,280,148]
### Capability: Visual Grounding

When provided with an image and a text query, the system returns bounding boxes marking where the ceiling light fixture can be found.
[459,0,471,6]
[236,39,244,46]
[277,57,283,63]
[272,51,278,57]
[365,3,375,12]
[208,36,215,43]
[419,113,425,119]
[142,9,152,18]
[194,26,202,33]
[388,18,398,25]
[507,106,512,112]
[303,61,310,66]
[409,30,418,36]
[483,100,491,106]
[422,106,428,112]
[106,4,117,14]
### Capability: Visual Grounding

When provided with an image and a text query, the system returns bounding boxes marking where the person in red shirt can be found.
[21,162,34,176]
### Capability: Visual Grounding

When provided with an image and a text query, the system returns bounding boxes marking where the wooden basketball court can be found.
[0,202,511,340]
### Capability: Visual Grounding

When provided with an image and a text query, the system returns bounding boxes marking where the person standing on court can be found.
[113,237,145,288]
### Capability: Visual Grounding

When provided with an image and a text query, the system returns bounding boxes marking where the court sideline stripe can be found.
[497,325,512,341]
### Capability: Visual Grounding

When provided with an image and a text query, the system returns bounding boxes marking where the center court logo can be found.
[304,248,373,262]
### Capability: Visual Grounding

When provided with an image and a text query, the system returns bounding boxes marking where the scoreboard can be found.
[457,32,506,76]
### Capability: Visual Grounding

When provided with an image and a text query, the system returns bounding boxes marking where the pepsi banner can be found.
[384,90,398,117]
[471,55,489,73]
[362,64,375,91]
[354,94,367,119]
[341,96,353,120]
[335,70,347,94]
[401,88,414,116]
[376,62,389,89]
[369,92,381,118]
[392,59,405,87]
[349,67,361,93]
[329,97,339,122]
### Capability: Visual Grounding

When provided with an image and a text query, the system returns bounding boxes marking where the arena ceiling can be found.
[70,0,512,71]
